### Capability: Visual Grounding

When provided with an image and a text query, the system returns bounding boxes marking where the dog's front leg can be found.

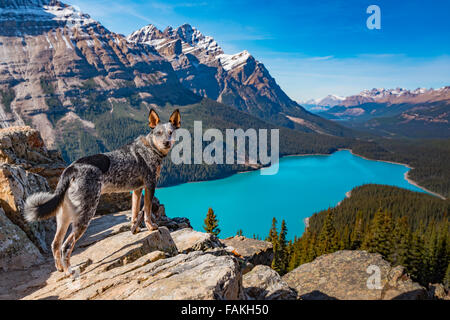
[131,188,143,234]
[143,183,158,231]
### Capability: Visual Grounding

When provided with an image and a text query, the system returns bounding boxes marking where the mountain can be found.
[302,94,345,112]
[0,0,201,148]
[127,24,351,136]
[0,0,353,162]
[316,87,450,138]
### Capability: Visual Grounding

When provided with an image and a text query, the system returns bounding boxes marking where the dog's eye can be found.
[156,131,163,135]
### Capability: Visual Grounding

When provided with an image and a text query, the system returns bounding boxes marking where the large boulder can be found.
[0,207,44,271]
[171,228,224,254]
[0,163,55,252]
[221,236,273,272]
[243,265,297,300]
[0,126,65,189]
[282,250,427,300]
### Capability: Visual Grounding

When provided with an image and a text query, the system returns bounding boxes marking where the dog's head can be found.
[145,109,181,156]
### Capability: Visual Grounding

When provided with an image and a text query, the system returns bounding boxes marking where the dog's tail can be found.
[24,167,75,222]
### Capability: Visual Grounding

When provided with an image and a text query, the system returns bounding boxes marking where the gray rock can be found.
[0,163,55,252]
[78,211,192,248]
[171,228,224,253]
[427,283,449,300]
[0,207,44,271]
[19,230,242,300]
[221,236,273,272]
[282,250,427,300]
[243,265,297,300]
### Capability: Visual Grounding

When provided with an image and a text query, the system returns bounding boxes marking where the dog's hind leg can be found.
[61,178,102,275]
[52,204,71,272]
[131,188,143,234]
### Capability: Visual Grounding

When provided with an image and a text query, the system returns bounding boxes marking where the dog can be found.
[24,109,180,274]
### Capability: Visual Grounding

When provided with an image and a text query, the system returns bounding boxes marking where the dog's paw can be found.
[145,221,158,232]
[131,224,141,234]
[55,262,64,272]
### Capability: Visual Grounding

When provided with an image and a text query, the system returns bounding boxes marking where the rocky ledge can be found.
[283,250,429,300]
[1,210,447,300]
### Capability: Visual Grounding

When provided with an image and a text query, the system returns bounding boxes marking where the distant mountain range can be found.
[304,87,450,138]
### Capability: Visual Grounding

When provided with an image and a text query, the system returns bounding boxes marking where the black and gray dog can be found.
[24,109,180,274]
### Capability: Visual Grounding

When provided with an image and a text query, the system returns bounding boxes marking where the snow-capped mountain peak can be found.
[0,0,96,36]
[128,24,257,70]
[304,94,345,107]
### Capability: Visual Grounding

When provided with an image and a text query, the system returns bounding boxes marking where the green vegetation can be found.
[266,218,290,275]
[40,78,55,95]
[275,185,449,287]
[0,88,15,113]
[352,138,450,198]
[203,207,220,236]
[56,121,106,163]
[80,78,99,90]
[40,77,65,124]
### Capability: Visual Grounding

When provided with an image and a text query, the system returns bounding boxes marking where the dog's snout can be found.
[164,141,171,148]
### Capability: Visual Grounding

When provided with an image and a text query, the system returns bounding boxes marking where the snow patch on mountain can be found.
[218,50,251,71]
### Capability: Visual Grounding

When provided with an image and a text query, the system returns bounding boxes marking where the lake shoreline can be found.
[340,148,446,200]
[280,148,446,200]
[159,149,446,201]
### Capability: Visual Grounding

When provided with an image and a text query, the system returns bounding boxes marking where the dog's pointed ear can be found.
[148,109,160,129]
[169,109,181,129]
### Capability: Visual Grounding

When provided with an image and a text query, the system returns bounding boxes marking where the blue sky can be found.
[70,0,450,101]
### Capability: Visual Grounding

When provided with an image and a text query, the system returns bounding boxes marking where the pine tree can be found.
[362,209,393,259]
[266,217,278,243]
[275,220,288,275]
[389,217,412,268]
[444,263,450,290]
[350,210,364,249]
[203,208,220,236]
[318,209,337,255]
[409,230,426,284]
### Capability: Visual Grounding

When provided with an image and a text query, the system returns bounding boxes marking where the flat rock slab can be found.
[171,228,224,253]
[243,265,297,300]
[78,211,131,248]
[282,250,426,300]
[4,227,177,299]
[23,250,243,300]
[221,236,273,266]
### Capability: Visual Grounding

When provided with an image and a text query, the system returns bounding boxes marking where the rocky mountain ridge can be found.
[127,23,348,135]
[0,0,199,147]
[311,87,450,138]
[307,86,450,110]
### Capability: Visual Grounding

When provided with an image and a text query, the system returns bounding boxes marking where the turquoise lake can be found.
[156,150,427,239]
